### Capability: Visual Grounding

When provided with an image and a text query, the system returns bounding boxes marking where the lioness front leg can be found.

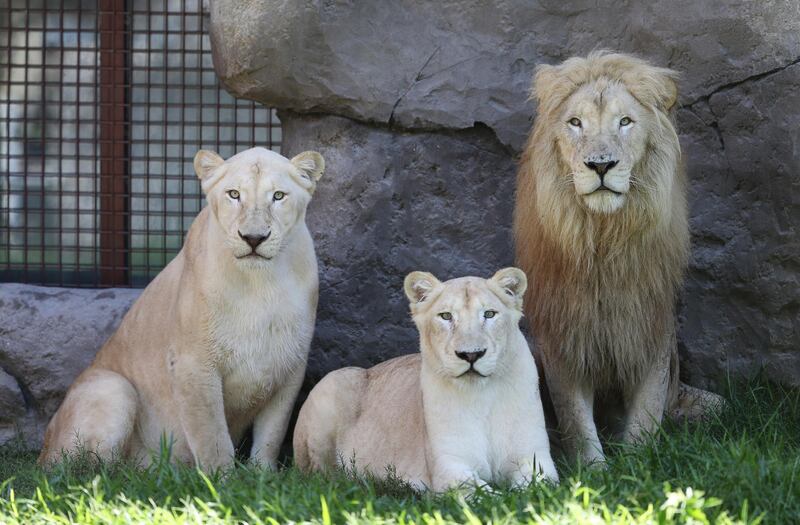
[432,458,490,493]
[171,353,234,471]
[250,365,306,469]
[507,454,559,487]
[543,353,604,465]
[623,348,670,444]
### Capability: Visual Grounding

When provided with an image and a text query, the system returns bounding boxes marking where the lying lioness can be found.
[39,147,325,470]
[294,268,558,490]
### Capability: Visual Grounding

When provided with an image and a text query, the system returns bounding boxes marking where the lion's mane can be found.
[514,51,689,388]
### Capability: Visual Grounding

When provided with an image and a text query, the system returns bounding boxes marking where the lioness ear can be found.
[404,271,441,304]
[291,151,325,186]
[490,267,527,306]
[194,150,224,181]
[194,150,225,194]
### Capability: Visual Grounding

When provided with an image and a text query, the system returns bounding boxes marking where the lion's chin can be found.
[234,252,274,267]
[581,190,627,214]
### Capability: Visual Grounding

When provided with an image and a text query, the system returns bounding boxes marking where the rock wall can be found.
[281,115,518,377]
[210,0,800,389]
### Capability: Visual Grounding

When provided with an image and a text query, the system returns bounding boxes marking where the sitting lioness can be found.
[39,147,325,470]
[294,268,558,490]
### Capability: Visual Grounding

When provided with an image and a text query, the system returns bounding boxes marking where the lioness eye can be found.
[484,310,497,319]
[227,189,240,200]
[438,312,452,321]
[568,117,582,127]
[273,191,285,201]
[620,116,633,126]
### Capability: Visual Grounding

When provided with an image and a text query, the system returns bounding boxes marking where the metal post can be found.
[98,0,128,286]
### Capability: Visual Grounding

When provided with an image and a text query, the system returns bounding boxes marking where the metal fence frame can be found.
[0,0,280,287]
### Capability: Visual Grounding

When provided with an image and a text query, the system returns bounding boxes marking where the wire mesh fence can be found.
[0,0,281,287]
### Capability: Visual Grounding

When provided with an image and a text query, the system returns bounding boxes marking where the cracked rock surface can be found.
[211,1,799,390]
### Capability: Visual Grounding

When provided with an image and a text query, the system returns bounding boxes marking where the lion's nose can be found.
[238,231,271,249]
[455,349,486,364]
[584,160,618,178]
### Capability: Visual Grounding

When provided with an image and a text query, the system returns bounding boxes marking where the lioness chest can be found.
[422,366,544,482]
[208,281,314,413]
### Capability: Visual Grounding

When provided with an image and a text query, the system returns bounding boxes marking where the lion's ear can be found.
[404,271,441,304]
[490,267,527,307]
[625,66,679,112]
[194,150,225,193]
[291,151,325,190]
[531,63,558,104]
[531,63,577,117]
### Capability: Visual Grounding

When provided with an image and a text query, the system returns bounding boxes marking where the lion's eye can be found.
[568,117,582,128]
[227,189,240,200]
[484,310,497,319]
[273,191,285,201]
[438,312,453,321]
[620,116,633,127]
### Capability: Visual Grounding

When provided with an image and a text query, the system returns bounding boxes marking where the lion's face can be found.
[194,147,324,265]
[556,82,651,214]
[404,268,527,380]
[530,52,679,216]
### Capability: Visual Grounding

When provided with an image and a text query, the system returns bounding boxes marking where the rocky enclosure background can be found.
[0,285,140,446]
[0,1,798,447]
[209,0,799,389]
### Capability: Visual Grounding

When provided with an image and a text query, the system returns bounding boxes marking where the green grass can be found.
[1,379,798,524]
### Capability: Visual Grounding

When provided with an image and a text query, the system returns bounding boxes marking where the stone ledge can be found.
[0,283,140,447]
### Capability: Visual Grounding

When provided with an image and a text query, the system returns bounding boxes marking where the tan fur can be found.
[513,51,721,463]
[39,147,325,470]
[294,269,557,491]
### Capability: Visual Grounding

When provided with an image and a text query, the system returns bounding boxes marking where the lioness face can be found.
[404,268,527,380]
[194,147,324,264]
[557,82,650,214]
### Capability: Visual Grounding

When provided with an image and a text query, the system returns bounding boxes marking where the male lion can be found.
[293,268,558,491]
[39,147,325,470]
[514,51,721,464]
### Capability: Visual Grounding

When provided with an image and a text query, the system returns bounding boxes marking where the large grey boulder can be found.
[281,113,517,379]
[210,0,800,152]
[211,1,800,389]
[0,284,140,447]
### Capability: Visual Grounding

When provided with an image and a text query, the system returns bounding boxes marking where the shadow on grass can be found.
[0,376,796,524]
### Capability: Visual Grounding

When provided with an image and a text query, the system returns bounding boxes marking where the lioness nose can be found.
[238,231,270,249]
[584,160,618,177]
[455,349,486,364]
